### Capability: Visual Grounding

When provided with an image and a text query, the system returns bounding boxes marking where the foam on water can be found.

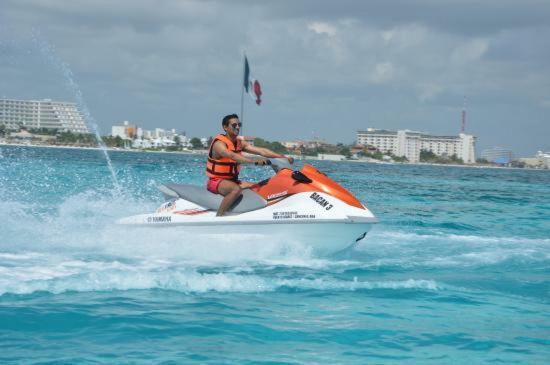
[353,229,550,269]
[1,184,546,269]
[0,251,441,295]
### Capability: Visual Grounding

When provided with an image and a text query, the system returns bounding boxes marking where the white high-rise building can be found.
[357,128,476,164]
[0,98,89,133]
[480,147,513,164]
[111,121,137,139]
[153,128,166,139]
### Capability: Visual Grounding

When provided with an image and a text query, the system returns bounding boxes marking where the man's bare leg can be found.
[239,181,255,189]
[216,180,242,216]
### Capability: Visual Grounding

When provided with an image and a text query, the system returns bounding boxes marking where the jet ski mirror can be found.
[268,158,293,173]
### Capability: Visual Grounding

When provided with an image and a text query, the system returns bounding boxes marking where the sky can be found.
[1,0,549,156]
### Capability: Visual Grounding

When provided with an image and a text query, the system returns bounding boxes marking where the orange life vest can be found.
[206,134,243,180]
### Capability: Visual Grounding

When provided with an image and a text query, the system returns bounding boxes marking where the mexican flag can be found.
[244,57,262,105]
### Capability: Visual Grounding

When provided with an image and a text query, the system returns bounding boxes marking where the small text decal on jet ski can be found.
[273,211,315,219]
[267,190,288,201]
[310,192,333,210]
[147,216,172,223]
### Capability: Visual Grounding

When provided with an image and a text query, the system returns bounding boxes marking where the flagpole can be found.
[240,51,246,136]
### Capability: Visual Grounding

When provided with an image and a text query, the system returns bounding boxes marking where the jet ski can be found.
[118,158,377,255]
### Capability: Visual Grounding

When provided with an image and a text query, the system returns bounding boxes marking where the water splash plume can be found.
[30,29,120,191]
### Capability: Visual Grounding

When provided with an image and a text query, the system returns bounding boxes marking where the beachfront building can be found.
[518,151,550,169]
[143,128,176,139]
[0,98,89,133]
[318,154,346,161]
[112,122,193,149]
[480,147,513,164]
[357,128,476,164]
[111,121,137,139]
[283,140,328,153]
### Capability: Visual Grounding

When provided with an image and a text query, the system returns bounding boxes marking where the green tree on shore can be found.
[392,155,408,163]
[339,146,352,158]
[29,128,58,135]
[190,137,203,149]
[254,138,288,154]
[102,135,125,148]
[56,131,96,145]
[174,135,182,148]
[420,149,463,164]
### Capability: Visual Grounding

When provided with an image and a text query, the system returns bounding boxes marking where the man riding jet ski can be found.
[118,159,378,255]
[118,114,376,254]
[205,114,294,216]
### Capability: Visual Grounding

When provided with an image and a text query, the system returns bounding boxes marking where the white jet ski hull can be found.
[122,221,372,256]
[118,192,377,255]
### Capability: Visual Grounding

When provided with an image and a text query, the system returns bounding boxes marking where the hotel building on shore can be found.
[0,98,89,134]
[111,121,198,149]
[357,128,476,164]
[480,147,513,164]
[518,151,550,169]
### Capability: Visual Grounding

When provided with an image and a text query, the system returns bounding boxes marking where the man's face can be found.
[224,118,241,136]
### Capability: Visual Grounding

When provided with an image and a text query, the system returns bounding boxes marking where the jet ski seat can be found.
[159,183,267,213]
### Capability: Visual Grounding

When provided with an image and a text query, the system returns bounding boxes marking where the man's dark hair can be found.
[222,114,239,127]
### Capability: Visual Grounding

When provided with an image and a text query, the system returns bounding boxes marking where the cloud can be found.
[234,0,550,36]
[417,83,445,102]
[308,21,337,37]
[451,39,489,64]
[369,62,394,84]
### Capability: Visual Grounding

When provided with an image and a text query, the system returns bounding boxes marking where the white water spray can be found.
[31,30,120,191]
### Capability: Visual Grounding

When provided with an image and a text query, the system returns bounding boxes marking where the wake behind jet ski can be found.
[118,159,378,255]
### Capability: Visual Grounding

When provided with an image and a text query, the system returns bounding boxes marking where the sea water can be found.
[0,145,548,364]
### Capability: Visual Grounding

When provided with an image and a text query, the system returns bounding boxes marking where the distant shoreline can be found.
[0,141,208,155]
[1,141,547,171]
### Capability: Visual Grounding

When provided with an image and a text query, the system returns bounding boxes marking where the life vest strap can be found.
[206,168,238,177]
[207,157,237,166]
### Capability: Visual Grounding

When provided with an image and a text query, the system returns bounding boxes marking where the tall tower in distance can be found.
[461,96,467,133]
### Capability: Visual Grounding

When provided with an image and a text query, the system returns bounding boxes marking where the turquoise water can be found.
[0,145,549,364]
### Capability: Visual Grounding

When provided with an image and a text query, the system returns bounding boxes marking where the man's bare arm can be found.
[242,142,294,163]
[213,141,256,164]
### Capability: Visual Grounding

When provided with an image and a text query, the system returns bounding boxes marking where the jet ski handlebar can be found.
[267,157,293,172]
[249,156,292,172]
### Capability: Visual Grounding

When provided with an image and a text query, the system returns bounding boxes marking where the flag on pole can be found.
[243,57,262,105]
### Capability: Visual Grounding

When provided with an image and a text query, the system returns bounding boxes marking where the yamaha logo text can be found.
[147,216,172,223]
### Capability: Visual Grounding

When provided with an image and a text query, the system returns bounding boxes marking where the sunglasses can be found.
[230,122,242,128]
